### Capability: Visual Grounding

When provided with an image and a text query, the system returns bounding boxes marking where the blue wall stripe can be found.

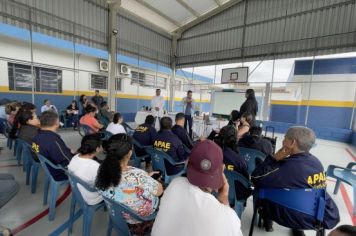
[0,22,212,83]
[294,57,356,75]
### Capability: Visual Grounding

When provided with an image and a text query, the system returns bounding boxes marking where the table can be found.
[134,111,228,137]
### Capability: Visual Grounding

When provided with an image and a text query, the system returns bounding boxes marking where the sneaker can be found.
[292,229,305,236]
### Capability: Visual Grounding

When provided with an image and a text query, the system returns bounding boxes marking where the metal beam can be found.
[135,0,180,27]
[213,0,221,6]
[175,0,243,35]
[176,0,200,18]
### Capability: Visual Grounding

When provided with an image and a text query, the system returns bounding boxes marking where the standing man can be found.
[151,89,164,125]
[182,90,194,138]
[91,90,104,108]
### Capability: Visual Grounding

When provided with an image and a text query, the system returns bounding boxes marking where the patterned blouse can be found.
[100,166,160,224]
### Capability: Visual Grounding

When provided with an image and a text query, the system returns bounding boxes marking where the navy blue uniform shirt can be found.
[32,130,73,181]
[251,152,339,229]
[153,130,188,175]
[171,124,194,149]
[132,123,157,156]
[223,147,251,200]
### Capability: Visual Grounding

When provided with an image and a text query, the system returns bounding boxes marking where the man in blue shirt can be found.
[153,117,189,175]
[132,115,157,157]
[32,111,73,181]
[172,113,194,150]
[252,126,339,236]
[238,126,273,156]
[182,90,194,138]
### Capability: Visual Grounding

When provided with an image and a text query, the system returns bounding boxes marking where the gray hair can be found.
[285,126,316,152]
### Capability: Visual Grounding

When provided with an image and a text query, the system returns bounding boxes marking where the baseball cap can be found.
[187,140,224,190]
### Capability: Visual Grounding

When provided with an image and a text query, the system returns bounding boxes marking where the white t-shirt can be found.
[151,96,164,117]
[151,177,242,236]
[41,105,57,113]
[67,154,102,205]
[106,122,126,135]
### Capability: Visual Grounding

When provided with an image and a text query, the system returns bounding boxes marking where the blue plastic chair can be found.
[224,169,252,218]
[131,139,151,168]
[122,122,134,136]
[3,121,14,150]
[239,147,266,175]
[249,188,326,236]
[326,162,356,215]
[67,172,105,236]
[22,142,40,192]
[79,124,96,136]
[15,138,26,167]
[145,147,186,185]
[102,196,157,236]
[37,153,69,221]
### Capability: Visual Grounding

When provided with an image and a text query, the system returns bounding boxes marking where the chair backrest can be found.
[122,122,134,136]
[103,130,113,140]
[145,147,168,175]
[36,153,67,181]
[257,188,326,222]
[80,124,95,135]
[239,147,266,174]
[102,196,157,236]
[16,138,26,151]
[67,172,97,207]
[132,138,144,149]
[224,169,252,205]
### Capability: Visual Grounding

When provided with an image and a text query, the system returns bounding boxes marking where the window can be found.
[175,80,182,91]
[116,77,122,91]
[131,71,167,89]
[183,83,201,93]
[8,63,62,93]
[91,74,107,90]
[156,76,167,89]
[35,67,62,93]
[8,63,33,92]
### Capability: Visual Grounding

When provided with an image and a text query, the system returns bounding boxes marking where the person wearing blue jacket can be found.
[153,117,189,175]
[32,111,74,181]
[172,113,194,150]
[251,126,340,236]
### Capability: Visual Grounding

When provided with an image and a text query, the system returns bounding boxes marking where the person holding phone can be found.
[151,140,243,236]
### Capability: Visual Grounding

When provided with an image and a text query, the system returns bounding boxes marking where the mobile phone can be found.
[151,171,162,180]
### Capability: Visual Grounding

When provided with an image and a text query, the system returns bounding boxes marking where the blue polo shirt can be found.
[252,152,340,229]
[171,124,194,150]
[32,130,73,181]
[153,130,188,175]
[132,123,157,156]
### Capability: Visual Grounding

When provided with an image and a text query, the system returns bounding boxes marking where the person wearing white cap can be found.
[151,140,242,236]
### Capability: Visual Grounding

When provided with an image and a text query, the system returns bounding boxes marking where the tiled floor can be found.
[0,130,354,235]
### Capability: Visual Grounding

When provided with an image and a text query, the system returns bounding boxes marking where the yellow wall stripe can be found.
[271,100,354,108]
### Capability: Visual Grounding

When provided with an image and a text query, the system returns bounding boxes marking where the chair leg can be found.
[235,201,244,219]
[83,207,95,236]
[353,186,356,216]
[333,180,341,194]
[106,219,113,236]
[48,183,59,221]
[43,177,50,205]
[249,202,258,236]
[68,197,76,235]
[31,164,39,194]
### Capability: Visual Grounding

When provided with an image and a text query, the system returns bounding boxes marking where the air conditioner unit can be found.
[99,60,109,72]
[120,64,131,75]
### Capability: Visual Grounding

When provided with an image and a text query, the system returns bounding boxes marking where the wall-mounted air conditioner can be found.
[99,60,109,72]
[120,64,131,75]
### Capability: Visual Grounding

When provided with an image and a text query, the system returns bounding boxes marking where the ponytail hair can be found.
[77,134,102,155]
[95,133,133,191]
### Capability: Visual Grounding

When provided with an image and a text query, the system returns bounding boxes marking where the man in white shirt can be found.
[41,99,58,113]
[151,89,164,125]
[152,140,242,236]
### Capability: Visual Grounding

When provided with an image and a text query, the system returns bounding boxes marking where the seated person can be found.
[80,104,103,133]
[132,115,157,157]
[5,102,21,125]
[106,113,126,135]
[329,225,356,236]
[237,112,253,138]
[238,126,273,156]
[41,99,57,113]
[32,111,74,181]
[68,134,103,205]
[9,102,37,139]
[66,100,79,128]
[98,101,114,127]
[215,125,250,200]
[251,126,340,235]
[151,140,243,236]
[95,134,163,234]
[171,113,194,150]
[228,109,240,127]
[153,117,189,175]
[17,110,40,144]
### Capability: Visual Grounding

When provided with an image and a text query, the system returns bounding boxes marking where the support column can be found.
[108,1,120,111]
[169,34,179,112]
